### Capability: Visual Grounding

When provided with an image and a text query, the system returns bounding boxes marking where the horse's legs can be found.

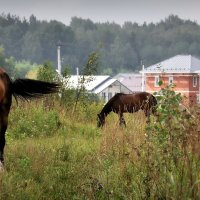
[144,109,150,123]
[0,114,8,170]
[119,113,126,126]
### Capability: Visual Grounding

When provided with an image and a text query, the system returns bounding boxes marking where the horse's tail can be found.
[11,78,60,100]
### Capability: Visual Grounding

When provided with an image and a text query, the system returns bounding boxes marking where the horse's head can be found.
[97,113,105,128]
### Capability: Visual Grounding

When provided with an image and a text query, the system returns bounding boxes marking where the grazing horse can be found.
[0,68,60,170]
[97,92,157,127]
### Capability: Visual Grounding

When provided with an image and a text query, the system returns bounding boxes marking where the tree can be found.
[37,61,57,82]
[2,14,200,74]
[73,51,100,112]
[0,46,15,76]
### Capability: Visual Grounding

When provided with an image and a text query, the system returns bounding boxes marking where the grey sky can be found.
[1,0,200,25]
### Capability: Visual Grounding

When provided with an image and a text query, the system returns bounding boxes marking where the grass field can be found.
[0,96,200,200]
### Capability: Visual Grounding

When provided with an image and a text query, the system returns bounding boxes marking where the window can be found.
[102,92,106,101]
[168,76,173,85]
[193,75,198,87]
[108,92,112,100]
[154,76,160,87]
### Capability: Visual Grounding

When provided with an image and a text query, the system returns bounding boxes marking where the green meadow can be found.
[0,88,200,200]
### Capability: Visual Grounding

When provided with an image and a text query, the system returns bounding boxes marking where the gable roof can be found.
[92,78,132,94]
[92,78,118,94]
[114,73,143,92]
[142,55,200,73]
[64,75,110,91]
[64,75,132,94]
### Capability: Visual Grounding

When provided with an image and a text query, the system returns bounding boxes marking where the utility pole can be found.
[57,41,62,75]
[141,60,145,92]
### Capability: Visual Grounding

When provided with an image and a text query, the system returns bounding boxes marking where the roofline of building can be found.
[140,71,200,74]
[90,76,111,92]
[145,74,199,77]
[92,79,133,94]
[91,78,116,93]
[141,54,200,74]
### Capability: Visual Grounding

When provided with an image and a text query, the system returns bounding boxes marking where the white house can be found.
[64,75,132,102]
[114,73,145,92]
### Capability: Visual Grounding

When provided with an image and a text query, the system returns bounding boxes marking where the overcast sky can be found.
[1,0,200,26]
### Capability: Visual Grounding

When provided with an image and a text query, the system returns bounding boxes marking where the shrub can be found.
[142,85,200,199]
[8,101,61,139]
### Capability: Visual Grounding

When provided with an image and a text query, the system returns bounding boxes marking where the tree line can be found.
[1,13,200,76]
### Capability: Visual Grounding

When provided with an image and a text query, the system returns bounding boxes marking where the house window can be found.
[168,76,173,85]
[102,92,106,101]
[108,92,112,100]
[193,75,198,87]
[154,76,160,87]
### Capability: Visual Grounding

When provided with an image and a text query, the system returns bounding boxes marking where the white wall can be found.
[98,81,132,102]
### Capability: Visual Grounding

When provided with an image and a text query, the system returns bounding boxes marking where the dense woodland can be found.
[1,13,200,76]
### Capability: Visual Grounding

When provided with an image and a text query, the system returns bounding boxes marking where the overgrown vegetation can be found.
[0,83,200,199]
[141,86,200,199]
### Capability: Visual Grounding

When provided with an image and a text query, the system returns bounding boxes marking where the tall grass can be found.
[0,89,200,199]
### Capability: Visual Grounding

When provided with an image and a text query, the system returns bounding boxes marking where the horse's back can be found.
[112,92,156,112]
[130,92,157,106]
[118,92,149,103]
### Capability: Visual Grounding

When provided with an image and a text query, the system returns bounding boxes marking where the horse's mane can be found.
[100,93,125,115]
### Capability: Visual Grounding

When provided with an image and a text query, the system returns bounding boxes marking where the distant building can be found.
[114,73,145,92]
[65,75,132,102]
[142,55,200,105]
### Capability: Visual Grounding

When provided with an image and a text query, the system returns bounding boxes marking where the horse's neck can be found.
[100,110,108,118]
[100,104,112,118]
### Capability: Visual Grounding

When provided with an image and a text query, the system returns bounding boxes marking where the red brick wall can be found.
[145,73,200,105]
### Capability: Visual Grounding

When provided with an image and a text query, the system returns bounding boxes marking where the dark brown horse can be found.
[0,68,60,170]
[97,92,157,127]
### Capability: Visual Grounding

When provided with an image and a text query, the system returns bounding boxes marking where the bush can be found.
[141,85,200,199]
[8,101,61,139]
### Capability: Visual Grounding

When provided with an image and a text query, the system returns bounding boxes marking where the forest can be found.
[1,13,200,76]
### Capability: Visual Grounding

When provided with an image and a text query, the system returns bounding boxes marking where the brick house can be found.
[142,55,200,105]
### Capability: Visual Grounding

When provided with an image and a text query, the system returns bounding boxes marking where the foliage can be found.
[9,102,60,139]
[73,51,100,112]
[83,51,100,75]
[15,60,39,78]
[37,60,57,82]
[1,14,200,74]
[0,45,15,76]
[0,46,39,78]
[0,85,200,199]
[141,85,200,199]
